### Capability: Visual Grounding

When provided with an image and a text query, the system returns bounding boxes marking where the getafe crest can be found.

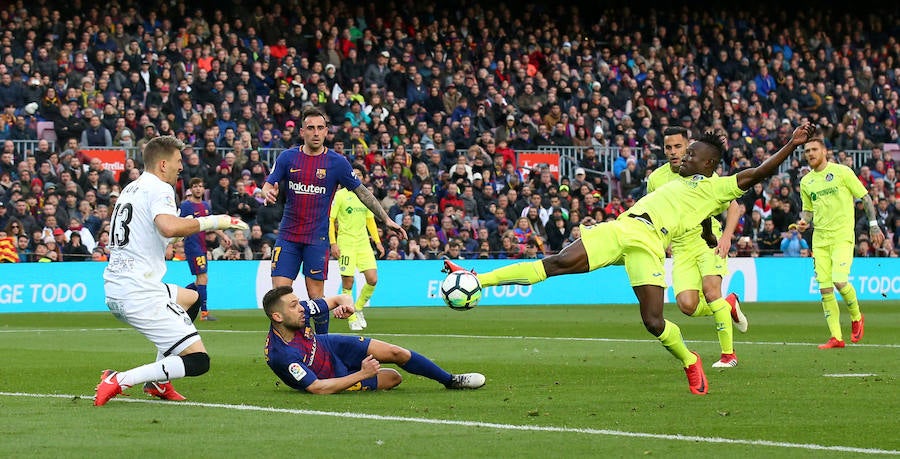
[825,173,834,181]
[316,168,326,179]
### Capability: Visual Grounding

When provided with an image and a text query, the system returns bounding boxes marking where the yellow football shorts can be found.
[337,240,378,277]
[813,240,855,286]
[581,217,667,288]
[671,241,729,295]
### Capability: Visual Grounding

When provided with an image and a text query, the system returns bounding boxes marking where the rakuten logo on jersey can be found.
[288,180,327,195]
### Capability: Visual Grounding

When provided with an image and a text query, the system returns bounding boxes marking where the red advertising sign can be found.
[517,152,560,180]
[79,149,127,181]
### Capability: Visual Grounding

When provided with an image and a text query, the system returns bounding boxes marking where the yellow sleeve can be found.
[328,216,337,244]
[366,213,381,245]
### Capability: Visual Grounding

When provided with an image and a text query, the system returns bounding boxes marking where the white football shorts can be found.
[105,283,201,356]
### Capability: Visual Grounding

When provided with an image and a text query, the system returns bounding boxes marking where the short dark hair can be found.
[663,126,689,138]
[262,286,294,319]
[301,106,328,126]
[697,130,726,162]
[189,177,204,187]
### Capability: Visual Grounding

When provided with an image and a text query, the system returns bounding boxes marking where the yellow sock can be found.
[478,260,547,287]
[838,284,861,321]
[709,298,734,354]
[822,292,842,340]
[657,320,697,367]
[691,294,713,317]
[355,283,375,310]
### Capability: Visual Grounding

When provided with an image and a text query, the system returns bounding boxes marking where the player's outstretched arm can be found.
[323,294,355,318]
[352,184,408,240]
[862,195,885,245]
[155,214,249,238]
[305,356,381,394]
[734,122,816,190]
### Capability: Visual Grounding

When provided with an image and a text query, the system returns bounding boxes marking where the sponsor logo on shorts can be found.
[288,363,306,381]
[310,269,322,274]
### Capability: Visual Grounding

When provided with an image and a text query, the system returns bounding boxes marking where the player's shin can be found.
[657,320,698,367]
[399,351,453,385]
[356,283,375,310]
[477,260,547,287]
[821,292,842,340]
[709,298,734,354]
[117,355,187,388]
[837,284,861,321]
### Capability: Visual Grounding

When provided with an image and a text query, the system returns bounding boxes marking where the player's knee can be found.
[378,368,402,390]
[387,344,411,363]
[641,317,665,336]
[182,352,210,376]
[676,298,697,316]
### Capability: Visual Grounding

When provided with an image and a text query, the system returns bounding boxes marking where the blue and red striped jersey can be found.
[266,147,361,244]
[179,199,210,255]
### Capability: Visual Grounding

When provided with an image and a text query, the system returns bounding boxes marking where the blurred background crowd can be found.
[0,0,897,262]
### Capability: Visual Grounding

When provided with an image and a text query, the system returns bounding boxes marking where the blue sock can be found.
[399,351,452,385]
[197,284,208,312]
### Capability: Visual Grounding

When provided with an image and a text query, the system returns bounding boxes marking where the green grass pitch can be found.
[0,301,897,458]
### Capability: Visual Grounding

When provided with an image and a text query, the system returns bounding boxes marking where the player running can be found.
[329,165,384,331]
[648,126,747,368]
[96,136,249,406]
[799,138,884,349]
[262,107,405,334]
[263,286,484,393]
[446,123,816,395]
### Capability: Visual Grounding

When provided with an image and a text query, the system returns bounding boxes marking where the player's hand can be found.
[375,242,384,257]
[264,183,279,205]
[790,122,816,146]
[715,236,732,259]
[198,215,249,232]
[580,216,597,227]
[386,220,407,240]
[869,226,885,246]
[360,355,381,378]
[796,219,809,231]
[330,243,341,259]
[332,304,354,319]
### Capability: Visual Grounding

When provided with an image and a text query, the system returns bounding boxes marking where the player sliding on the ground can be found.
[446,123,816,395]
[263,286,485,393]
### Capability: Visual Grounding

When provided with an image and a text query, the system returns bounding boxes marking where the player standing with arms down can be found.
[329,165,384,331]
[799,138,884,349]
[648,126,747,368]
[96,136,249,406]
[262,107,405,334]
[180,177,232,322]
[263,286,484,393]
[446,123,816,395]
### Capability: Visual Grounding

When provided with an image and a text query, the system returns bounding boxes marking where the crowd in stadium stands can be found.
[0,1,898,264]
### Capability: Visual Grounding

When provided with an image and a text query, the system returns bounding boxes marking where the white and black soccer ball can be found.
[440,271,482,311]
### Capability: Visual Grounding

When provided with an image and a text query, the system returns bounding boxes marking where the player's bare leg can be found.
[634,285,707,395]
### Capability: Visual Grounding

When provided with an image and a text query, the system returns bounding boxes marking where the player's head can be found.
[263,286,306,329]
[300,107,329,152]
[189,177,204,198]
[663,126,690,170]
[143,135,185,186]
[679,130,725,177]
[803,137,828,171]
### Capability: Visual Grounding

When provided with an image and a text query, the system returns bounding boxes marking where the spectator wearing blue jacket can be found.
[780,223,809,257]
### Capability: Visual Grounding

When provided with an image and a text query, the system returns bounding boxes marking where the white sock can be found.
[117,355,186,388]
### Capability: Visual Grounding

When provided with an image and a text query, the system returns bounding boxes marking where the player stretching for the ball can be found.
[262,286,484,393]
[180,177,232,322]
[262,107,405,334]
[329,165,384,331]
[446,123,816,395]
[799,137,884,349]
[648,126,747,368]
[96,136,249,406]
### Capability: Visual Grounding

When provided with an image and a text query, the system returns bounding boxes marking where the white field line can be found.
[824,373,879,377]
[0,391,897,455]
[1,328,899,348]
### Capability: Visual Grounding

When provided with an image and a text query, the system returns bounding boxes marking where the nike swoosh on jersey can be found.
[310,269,322,274]
[290,168,302,173]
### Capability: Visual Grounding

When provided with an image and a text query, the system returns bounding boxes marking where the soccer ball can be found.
[440,271,482,310]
